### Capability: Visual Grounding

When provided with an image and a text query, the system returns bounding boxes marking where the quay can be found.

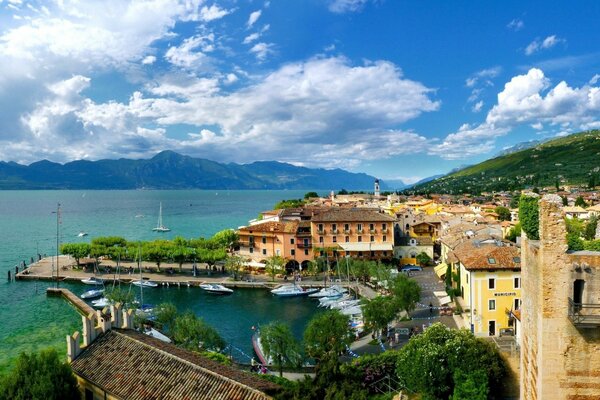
[16,256,378,299]
[47,287,96,316]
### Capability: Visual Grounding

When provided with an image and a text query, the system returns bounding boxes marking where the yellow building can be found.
[448,239,521,336]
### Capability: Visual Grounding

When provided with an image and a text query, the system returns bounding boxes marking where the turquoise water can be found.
[0,190,319,372]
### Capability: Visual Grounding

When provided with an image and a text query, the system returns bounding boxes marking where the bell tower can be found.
[374,179,380,197]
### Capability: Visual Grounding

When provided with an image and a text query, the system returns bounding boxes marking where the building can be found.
[310,208,395,261]
[520,195,600,400]
[447,238,521,336]
[67,304,279,400]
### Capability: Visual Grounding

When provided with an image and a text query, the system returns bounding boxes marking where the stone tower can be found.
[520,194,600,399]
[374,179,380,197]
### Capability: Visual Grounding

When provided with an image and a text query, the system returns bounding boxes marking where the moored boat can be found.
[308,285,347,298]
[251,330,272,366]
[132,280,159,288]
[91,297,111,308]
[319,293,351,307]
[81,277,103,285]
[77,231,88,237]
[144,327,171,343]
[329,299,361,310]
[81,288,104,300]
[270,284,318,297]
[200,283,234,295]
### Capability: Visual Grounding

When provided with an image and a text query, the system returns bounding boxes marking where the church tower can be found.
[374,179,380,197]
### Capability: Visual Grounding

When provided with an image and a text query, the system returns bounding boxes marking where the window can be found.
[358,236,362,242]
[304,249,309,256]
[370,235,375,242]
[290,238,295,245]
[488,299,496,311]
[382,223,387,231]
[369,223,374,231]
[276,249,280,256]
[303,238,309,246]
[370,251,375,257]
[488,278,496,290]
[383,251,387,256]
[357,223,363,232]
[488,257,496,264]
[344,223,350,232]
[466,274,469,284]
[318,223,324,232]
[358,251,363,257]
[291,249,295,256]
[514,298,520,310]
[262,236,267,244]
[345,236,350,243]
[332,223,337,232]
[514,277,521,289]
[513,256,521,263]
[332,236,337,243]
[249,247,254,254]
[262,249,267,255]
[383,235,387,242]
[319,236,324,243]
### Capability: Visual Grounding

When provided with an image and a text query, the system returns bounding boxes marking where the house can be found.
[563,205,589,220]
[66,303,279,400]
[394,236,434,265]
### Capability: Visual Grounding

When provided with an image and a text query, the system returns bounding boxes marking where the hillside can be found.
[413,130,600,194]
[0,151,384,190]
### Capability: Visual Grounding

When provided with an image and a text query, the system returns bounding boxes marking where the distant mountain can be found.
[408,174,445,188]
[0,151,381,190]
[495,139,545,157]
[381,179,407,190]
[413,130,600,194]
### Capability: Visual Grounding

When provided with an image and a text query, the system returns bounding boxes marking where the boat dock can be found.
[47,287,96,316]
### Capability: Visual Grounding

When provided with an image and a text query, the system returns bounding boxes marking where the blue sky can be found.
[1,0,599,183]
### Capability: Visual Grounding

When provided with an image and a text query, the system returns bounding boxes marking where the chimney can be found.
[97,309,112,334]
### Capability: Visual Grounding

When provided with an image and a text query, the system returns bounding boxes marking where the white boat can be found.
[81,277,103,285]
[319,293,351,307]
[308,285,347,298]
[271,284,319,297]
[152,202,170,232]
[200,283,234,295]
[81,288,104,300]
[77,231,88,237]
[91,297,111,308]
[144,327,171,343]
[341,305,363,316]
[132,280,159,288]
[329,299,361,310]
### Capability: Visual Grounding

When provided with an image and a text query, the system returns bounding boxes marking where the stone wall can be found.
[521,195,600,400]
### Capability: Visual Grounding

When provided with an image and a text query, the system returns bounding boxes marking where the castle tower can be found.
[374,179,380,197]
[520,194,600,400]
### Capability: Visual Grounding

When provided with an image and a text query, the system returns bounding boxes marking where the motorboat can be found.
[81,277,103,285]
[308,285,347,298]
[152,202,170,232]
[91,297,111,308]
[144,327,171,343]
[200,283,234,295]
[251,329,272,366]
[81,288,104,300]
[341,305,363,316]
[329,299,361,310]
[132,280,159,288]
[77,231,88,237]
[319,293,351,307]
[270,284,319,297]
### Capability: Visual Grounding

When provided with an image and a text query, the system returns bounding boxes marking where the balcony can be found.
[568,298,600,328]
[297,242,313,249]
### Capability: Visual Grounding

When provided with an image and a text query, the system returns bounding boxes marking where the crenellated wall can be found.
[521,195,600,400]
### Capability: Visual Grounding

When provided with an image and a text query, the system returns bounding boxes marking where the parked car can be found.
[401,264,423,272]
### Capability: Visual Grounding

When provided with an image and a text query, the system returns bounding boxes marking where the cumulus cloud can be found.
[142,55,156,65]
[247,10,261,27]
[249,42,273,61]
[472,100,484,113]
[198,4,231,22]
[432,68,600,159]
[507,18,524,31]
[525,35,565,56]
[243,32,260,44]
[328,0,369,13]
[165,34,215,68]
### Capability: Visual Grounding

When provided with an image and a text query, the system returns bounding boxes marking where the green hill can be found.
[414,130,600,194]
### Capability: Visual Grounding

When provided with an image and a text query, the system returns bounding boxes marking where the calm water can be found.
[0,190,320,372]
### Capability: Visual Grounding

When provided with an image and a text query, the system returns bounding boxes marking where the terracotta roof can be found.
[71,329,278,400]
[311,209,395,222]
[239,221,298,234]
[452,240,520,271]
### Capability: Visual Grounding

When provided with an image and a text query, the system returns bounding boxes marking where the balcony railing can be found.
[297,243,312,249]
[568,297,600,328]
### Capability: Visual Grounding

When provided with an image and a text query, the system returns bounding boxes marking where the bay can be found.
[0,190,320,372]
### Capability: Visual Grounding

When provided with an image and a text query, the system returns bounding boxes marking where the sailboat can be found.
[152,202,170,232]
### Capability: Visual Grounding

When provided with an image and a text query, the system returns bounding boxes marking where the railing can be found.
[297,243,313,249]
[568,297,600,327]
[296,231,312,237]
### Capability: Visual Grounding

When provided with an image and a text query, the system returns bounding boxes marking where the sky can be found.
[1,0,600,184]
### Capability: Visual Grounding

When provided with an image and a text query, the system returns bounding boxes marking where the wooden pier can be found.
[47,287,96,316]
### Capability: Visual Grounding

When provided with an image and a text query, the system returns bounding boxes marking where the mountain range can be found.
[413,130,600,194]
[0,151,392,190]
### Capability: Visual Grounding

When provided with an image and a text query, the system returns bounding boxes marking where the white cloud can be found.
[199,4,231,22]
[142,55,156,65]
[465,66,501,103]
[243,32,260,44]
[247,10,261,27]
[433,68,600,159]
[507,18,524,31]
[590,74,600,85]
[249,42,273,61]
[328,0,369,13]
[165,34,215,68]
[472,100,484,113]
[525,35,565,56]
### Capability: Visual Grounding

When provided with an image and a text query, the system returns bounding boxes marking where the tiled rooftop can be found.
[311,208,395,222]
[70,329,279,400]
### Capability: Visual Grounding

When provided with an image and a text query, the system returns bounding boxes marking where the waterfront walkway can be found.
[46,287,96,316]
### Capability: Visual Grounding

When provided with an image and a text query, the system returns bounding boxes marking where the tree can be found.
[575,195,587,208]
[304,310,353,365]
[60,242,91,266]
[389,274,421,314]
[562,195,569,206]
[274,199,305,209]
[91,236,127,248]
[506,222,521,242]
[519,195,539,240]
[415,252,431,266]
[155,302,178,334]
[509,194,520,209]
[361,296,398,338]
[172,311,225,352]
[260,321,301,377]
[171,245,191,272]
[104,286,136,309]
[225,254,245,280]
[265,256,285,281]
[211,229,239,250]
[494,206,511,221]
[143,241,169,272]
[0,349,79,400]
[584,214,598,240]
[451,369,489,400]
[304,192,319,199]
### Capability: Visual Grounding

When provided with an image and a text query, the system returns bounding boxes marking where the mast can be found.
[157,202,162,229]
[138,244,143,307]
[56,203,61,288]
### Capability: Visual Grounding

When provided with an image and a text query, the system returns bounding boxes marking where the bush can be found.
[519,195,539,240]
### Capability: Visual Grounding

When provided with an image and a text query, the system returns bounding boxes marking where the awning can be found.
[338,242,393,252]
[438,296,452,306]
[434,263,448,278]
[243,261,266,268]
